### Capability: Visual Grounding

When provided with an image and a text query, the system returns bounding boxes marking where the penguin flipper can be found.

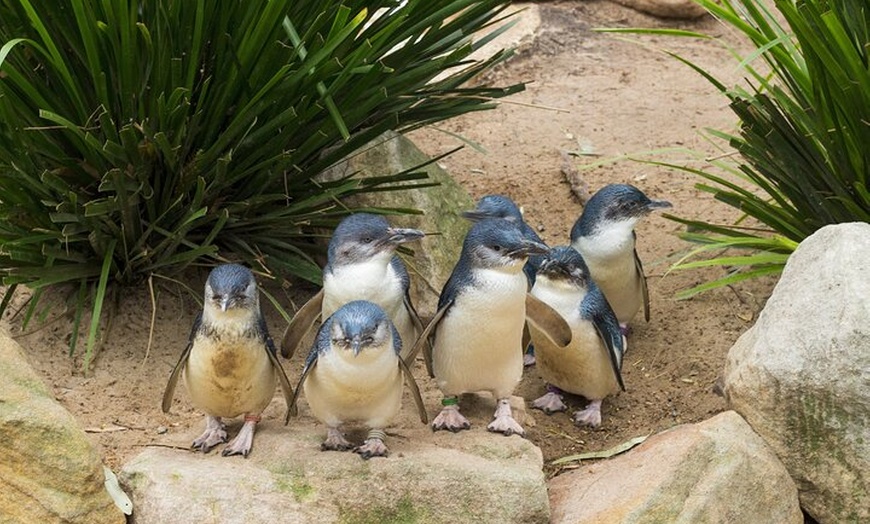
[264,335,297,423]
[587,295,626,392]
[161,341,192,413]
[525,294,572,347]
[408,300,452,378]
[404,292,425,336]
[280,289,323,359]
[289,355,317,417]
[633,231,650,322]
[402,291,431,367]
[161,312,201,413]
[592,319,625,391]
[398,356,429,424]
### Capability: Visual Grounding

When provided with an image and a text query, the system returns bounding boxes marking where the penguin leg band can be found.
[367,429,387,442]
[244,414,262,423]
[441,396,459,407]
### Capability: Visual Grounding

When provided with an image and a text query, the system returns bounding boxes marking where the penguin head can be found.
[570,184,672,240]
[462,194,524,223]
[537,246,592,289]
[328,213,424,267]
[464,218,548,270]
[328,300,396,357]
[204,264,259,315]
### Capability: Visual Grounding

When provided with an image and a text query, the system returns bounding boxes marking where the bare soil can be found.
[9,1,776,478]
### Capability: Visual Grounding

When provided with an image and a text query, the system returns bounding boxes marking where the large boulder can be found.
[317,131,474,317]
[0,332,124,524]
[121,397,548,524]
[548,411,802,523]
[722,222,870,523]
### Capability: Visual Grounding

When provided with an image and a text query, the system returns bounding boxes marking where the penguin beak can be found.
[461,209,491,221]
[386,227,425,245]
[351,337,363,356]
[507,239,549,258]
[220,296,231,312]
[646,199,673,211]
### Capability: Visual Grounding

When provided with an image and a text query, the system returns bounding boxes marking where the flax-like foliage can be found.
[607,0,869,296]
[0,0,523,367]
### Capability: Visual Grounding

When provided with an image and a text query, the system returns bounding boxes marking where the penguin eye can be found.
[492,244,502,252]
[212,294,223,301]
[362,336,374,345]
[361,236,373,244]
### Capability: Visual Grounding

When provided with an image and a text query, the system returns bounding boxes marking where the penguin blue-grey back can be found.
[161,264,295,457]
[291,300,426,459]
[528,246,625,427]
[280,213,425,363]
[569,183,671,330]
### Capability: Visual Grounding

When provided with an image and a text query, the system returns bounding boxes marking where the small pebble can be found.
[156,426,168,435]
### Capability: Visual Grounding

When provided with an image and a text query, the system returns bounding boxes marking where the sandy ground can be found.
[8,1,776,477]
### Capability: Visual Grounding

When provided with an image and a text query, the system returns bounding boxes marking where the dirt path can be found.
[9,1,776,475]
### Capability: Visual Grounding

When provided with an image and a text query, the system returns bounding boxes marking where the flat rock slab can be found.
[122,394,547,524]
[548,411,802,523]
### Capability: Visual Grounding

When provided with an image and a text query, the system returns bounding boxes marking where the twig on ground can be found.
[85,425,129,434]
[560,149,591,205]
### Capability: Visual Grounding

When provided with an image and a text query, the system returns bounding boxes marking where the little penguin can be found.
[290,300,427,459]
[408,218,571,437]
[162,264,296,457]
[570,183,672,331]
[527,246,626,427]
[280,213,425,363]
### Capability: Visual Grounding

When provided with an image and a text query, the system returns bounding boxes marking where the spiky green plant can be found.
[605,0,870,296]
[0,0,524,367]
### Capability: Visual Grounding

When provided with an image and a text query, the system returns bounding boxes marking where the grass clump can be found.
[608,0,869,296]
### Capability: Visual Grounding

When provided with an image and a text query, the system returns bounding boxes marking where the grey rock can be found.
[0,332,124,524]
[548,411,802,523]
[723,222,870,523]
[121,396,548,524]
[317,130,473,317]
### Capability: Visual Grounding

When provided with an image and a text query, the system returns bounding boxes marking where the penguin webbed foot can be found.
[221,416,259,457]
[192,415,227,453]
[487,398,525,437]
[321,427,354,451]
[431,405,471,433]
[572,399,603,428]
[354,430,389,459]
[531,391,567,414]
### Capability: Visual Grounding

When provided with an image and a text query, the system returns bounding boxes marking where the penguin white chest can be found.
[433,268,527,398]
[323,260,403,318]
[573,230,643,324]
[304,346,402,428]
[184,328,276,419]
